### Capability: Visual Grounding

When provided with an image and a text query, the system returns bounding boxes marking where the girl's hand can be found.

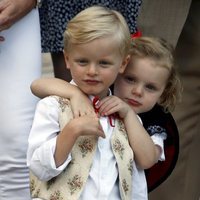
[97,95,132,119]
[31,77,96,118]
[70,90,96,118]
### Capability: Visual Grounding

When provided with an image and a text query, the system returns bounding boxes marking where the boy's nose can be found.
[87,64,98,75]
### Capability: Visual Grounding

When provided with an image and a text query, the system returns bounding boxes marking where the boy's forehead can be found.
[68,37,122,56]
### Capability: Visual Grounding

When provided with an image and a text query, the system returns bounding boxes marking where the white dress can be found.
[0,9,41,200]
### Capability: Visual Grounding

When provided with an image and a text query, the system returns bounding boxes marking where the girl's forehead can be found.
[126,57,170,80]
[128,56,170,71]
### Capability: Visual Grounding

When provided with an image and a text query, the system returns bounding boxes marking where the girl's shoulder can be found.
[139,104,179,193]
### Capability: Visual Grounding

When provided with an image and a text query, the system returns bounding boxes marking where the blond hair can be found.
[63,6,131,57]
[130,37,182,112]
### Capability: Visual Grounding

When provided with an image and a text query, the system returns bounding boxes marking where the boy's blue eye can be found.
[99,61,108,64]
[77,59,88,65]
[99,60,111,67]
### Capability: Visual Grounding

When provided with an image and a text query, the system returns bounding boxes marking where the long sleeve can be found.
[27,96,71,181]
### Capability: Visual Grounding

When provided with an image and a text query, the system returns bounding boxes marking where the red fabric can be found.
[131,30,142,38]
[92,96,115,127]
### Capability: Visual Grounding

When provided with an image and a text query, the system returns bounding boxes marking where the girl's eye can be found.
[124,76,136,83]
[146,84,157,91]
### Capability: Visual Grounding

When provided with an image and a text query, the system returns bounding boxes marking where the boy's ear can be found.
[63,50,70,70]
[119,55,130,74]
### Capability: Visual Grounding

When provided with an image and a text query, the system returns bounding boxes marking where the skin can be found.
[31,54,170,169]
[54,36,129,167]
[64,37,129,99]
[97,56,170,168]
[114,57,170,114]
[0,0,36,30]
[97,95,159,168]
[0,0,36,41]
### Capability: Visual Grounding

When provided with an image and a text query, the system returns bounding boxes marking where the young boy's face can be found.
[64,36,129,99]
[114,57,170,114]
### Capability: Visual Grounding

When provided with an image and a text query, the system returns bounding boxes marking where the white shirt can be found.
[27,96,165,200]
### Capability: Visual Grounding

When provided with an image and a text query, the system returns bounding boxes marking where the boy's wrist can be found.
[66,118,81,138]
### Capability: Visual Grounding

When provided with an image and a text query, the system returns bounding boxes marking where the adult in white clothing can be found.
[0,0,41,199]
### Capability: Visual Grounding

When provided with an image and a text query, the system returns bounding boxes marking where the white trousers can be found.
[0,9,41,200]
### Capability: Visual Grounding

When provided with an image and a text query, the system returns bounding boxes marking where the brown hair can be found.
[130,37,182,112]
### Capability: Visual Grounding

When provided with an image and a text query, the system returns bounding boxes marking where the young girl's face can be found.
[64,36,129,99]
[114,57,170,114]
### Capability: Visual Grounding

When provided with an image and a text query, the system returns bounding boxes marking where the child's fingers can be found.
[97,96,113,107]
[97,122,105,138]
[94,130,105,139]
[97,97,115,111]
[97,130,106,138]
[99,104,117,116]
[98,97,121,115]
[0,35,5,41]
[72,107,96,118]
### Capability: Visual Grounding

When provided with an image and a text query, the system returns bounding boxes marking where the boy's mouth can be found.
[84,79,100,85]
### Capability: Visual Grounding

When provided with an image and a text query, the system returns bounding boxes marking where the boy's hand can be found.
[68,114,105,138]
[56,114,105,167]
[97,95,132,119]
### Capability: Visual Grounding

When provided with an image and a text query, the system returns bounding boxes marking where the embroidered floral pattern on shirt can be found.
[50,190,63,200]
[78,138,94,157]
[122,179,129,194]
[47,177,57,190]
[118,120,126,132]
[29,97,134,199]
[30,179,40,197]
[128,159,134,175]
[117,120,128,140]
[113,139,125,159]
[57,96,70,112]
[67,175,83,195]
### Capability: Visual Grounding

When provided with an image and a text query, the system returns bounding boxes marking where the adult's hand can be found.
[0,0,36,31]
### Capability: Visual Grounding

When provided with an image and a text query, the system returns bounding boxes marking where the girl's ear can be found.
[63,50,70,70]
[119,55,130,74]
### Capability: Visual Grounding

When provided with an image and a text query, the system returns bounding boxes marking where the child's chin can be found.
[132,107,143,114]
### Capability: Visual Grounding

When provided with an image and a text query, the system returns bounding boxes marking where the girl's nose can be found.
[131,84,143,97]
